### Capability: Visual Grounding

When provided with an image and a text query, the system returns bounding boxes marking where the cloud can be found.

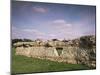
[23,29,59,40]
[12,19,89,40]
[53,19,66,24]
[51,19,72,29]
[23,29,45,36]
[42,19,83,40]
[33,7,48,13]
[48,19,72,33]
[12,26,25,39]
[12,25,63,40]
[12,26,48,40]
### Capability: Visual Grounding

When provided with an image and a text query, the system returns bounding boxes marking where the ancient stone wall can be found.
[14,41,96,68]
[13,35,96,68]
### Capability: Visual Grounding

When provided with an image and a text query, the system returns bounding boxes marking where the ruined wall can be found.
[15,46,78,63]
[15,43,96,68]
[14,36,96,68]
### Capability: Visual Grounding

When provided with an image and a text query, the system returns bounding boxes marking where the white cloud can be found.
[12,26,45,39]
[42,19,83,40]
[48,19,72,33]
[53,19,66,24]
[12,19,85,40]
[12,26,25,39]
[23,29,45,35]
[50,19,72,31]
[33,7,47,13]
[49,34,56,37]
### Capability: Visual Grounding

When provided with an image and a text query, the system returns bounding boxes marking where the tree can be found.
[62,39,69,42]
[52,39,59,41]
[79,35,95,49]
[23,39,33,42]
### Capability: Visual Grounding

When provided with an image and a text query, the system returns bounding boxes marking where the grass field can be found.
[11,48,90,74]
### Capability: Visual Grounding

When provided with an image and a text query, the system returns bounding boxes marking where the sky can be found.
[11,1,96,40]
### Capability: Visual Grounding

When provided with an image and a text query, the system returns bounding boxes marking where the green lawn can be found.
[11,48,90,74]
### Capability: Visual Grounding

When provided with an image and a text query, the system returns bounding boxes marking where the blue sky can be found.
[11,1,96,40]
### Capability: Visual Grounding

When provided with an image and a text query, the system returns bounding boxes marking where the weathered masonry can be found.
[14,39,96,68]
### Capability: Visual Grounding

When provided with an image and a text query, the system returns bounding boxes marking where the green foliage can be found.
[79,35,95,49]
[52,39,59,41]
[12,39,23,45]
[12,39,33,44]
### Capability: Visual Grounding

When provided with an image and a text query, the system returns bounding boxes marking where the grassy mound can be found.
[11,48,90,74]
